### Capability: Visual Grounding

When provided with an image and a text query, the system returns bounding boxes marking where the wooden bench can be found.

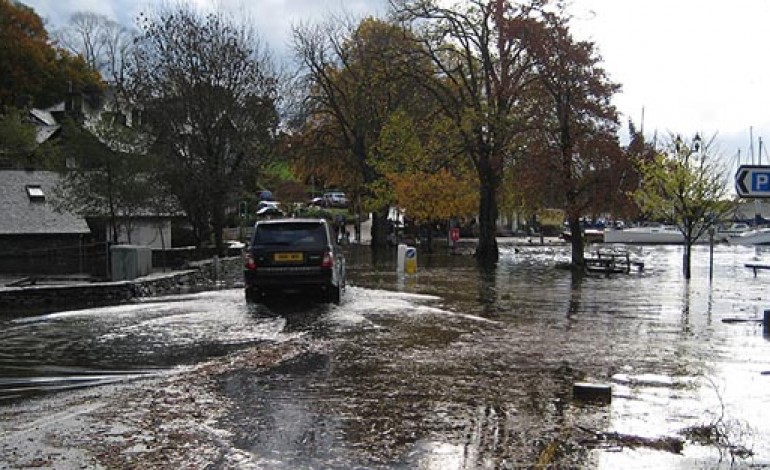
[745,263,770,276]
[584,251,644,275]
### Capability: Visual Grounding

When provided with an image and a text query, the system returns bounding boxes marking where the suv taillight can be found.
[321,251,334,268]
[245,252,256,270]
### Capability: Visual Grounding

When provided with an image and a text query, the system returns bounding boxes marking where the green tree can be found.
[292,17,437,248]
[0,108,37,166]
[376,109,478,247]
[634,134,736,279]
[128,4,279,253]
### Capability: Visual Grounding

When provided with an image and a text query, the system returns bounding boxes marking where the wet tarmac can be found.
[1,242,770,468]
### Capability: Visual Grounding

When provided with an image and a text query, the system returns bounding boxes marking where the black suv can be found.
[244,218,346,304]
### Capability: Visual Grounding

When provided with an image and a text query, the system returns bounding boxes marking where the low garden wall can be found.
[0,256,244,316]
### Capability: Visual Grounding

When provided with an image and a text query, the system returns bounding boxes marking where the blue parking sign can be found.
[736,165,770,198]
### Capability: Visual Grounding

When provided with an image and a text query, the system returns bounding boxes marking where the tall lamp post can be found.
[692,133,715,281]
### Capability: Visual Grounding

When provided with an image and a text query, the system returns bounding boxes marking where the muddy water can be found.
[217,243,770,468]
[1,242,769,467]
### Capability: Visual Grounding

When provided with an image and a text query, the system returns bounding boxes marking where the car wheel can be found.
[326,284,341,305]
[245,287,261,303]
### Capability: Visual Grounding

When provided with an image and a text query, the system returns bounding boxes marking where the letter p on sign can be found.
[752,172,770,192]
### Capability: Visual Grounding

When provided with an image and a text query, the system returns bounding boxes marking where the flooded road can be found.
[0,291,299,400]
[1,242,770,467]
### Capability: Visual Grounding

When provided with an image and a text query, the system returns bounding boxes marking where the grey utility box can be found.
[111,245,152,281]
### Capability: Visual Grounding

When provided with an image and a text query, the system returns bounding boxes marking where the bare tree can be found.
[55,12,136,85]
[127,4,279,253]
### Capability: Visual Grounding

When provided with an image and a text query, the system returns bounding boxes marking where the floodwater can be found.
[1,242,770,468]
[0,291,295,400]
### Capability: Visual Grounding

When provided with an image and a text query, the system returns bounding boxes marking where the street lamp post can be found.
[692,133,714,281]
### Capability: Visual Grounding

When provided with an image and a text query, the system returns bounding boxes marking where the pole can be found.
[709,227,714,281]
[764,310,770,335]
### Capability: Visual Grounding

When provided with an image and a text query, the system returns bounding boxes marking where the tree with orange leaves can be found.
[0,0,103,109]
[375,109,478,248]
[292,17,438,248]
[523,6,624,268]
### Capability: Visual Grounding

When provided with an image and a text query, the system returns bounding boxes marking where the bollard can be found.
[405,246,417,275]
[397,244,417,275]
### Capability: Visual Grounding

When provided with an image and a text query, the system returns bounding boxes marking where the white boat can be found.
[561,228,605,243]
[728,227,770,245]
[715,222,751,241]
[604,224,686,244]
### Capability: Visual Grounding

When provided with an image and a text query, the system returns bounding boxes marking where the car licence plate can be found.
[274,252,303,262]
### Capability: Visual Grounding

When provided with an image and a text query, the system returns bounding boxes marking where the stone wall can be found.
[0,256,244,316]
[152,246,244,269]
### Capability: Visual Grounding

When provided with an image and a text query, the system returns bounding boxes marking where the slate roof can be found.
[0,170,90,235]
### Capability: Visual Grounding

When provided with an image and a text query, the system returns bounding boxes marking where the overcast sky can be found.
[22,0,770,169]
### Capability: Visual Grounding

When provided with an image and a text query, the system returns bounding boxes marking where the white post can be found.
[397,244,407,274]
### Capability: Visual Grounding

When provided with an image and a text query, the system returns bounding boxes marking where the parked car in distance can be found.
[256,200,283,217]
[323,191,348,208]
[244,218,345,304]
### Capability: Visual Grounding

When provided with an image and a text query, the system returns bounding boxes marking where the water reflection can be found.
[476,263,498,316]
[568,270,584,321]
[305,244,770,467]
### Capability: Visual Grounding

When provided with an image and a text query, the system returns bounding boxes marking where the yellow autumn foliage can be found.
[388,169,478,223]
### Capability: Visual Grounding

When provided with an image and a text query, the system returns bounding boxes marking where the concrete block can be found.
[111,245,152,281]
[573,382,612,404]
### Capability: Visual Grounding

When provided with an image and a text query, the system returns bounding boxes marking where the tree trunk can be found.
[369,208,390,249]
[426,223,434,253]
[568,214,585,268]
[683,241,692,279]
[475,176,499,265]
[211,190,227,256]
[212,211,225,256]
[106,164,119,245]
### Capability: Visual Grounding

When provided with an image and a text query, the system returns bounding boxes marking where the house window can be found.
[26,185,45,201]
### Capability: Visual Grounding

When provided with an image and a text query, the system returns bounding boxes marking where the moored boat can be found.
[715,222,751,242]
[728,227,770,245]
[604,224,686,244]
[561,228,604,243]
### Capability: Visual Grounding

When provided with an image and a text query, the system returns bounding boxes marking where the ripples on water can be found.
[0,291,297,401]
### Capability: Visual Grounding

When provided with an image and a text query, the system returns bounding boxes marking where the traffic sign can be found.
[736,165,770,198]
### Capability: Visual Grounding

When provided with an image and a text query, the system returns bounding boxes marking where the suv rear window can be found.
[252,222,327,248]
